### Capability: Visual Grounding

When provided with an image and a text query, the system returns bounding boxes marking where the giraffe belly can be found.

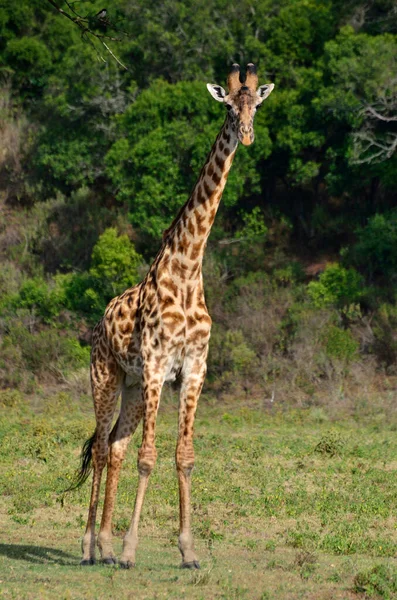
[164,346,185,383]
[113,351,143,379]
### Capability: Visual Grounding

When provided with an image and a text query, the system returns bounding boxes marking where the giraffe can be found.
[77,63,274,569]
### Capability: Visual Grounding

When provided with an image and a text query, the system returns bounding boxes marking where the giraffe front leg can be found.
[176,357,207,569]
[119,370,163,569]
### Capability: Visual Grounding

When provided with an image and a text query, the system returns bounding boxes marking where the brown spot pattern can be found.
[79,97,254,568]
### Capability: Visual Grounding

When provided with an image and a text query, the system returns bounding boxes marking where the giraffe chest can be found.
[140,310,206,381]
[103,279,212,380]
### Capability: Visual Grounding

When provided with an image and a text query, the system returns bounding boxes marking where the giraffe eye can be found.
[225,103,233,111]
[255,103,262,110]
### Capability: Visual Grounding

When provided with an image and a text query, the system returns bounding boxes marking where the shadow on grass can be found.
[0,543,77,566]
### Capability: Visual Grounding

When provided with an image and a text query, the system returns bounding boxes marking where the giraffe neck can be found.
[162,119,238,281]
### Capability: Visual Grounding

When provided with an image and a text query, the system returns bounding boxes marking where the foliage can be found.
[307,264,364,308]
[321,325,359,363]
[68,226,142,320]
[0,317,90,390]
[236,206,268,242]
[0,0,396,392]
[346,211,397,281]
[89,227,142,295]
[354,564,397,599]
[314,430,346,456]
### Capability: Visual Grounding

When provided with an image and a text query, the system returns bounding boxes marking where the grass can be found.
[1,388,397,599]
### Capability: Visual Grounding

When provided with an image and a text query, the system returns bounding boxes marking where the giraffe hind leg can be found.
[97,381,144,564]
[81,348,122,565]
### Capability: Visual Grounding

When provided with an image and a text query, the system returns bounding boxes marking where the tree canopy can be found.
[0,0,396,395]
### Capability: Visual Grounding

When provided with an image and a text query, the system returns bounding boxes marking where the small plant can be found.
[245,539,258,550]
[314,430,345,457]
[354,564,397,598]
[189,566,213,586]
[287,528,320,550]
[264,540,276,552]
[294,551,317,580]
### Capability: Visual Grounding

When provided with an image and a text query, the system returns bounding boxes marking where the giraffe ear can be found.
[207,83,226,102]
[256,83,275,103]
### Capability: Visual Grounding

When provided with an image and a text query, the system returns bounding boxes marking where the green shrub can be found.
[371,303,397,370]
[307,263,363,309]
[273,262,305,287]
[0,321,90,387]
[0,389,25,408]
[314,430,345,457]
[208,327,257,386]
[321,325,358,363]
[348,211,397,281]
[236,207,268,242]
[224,330,257,375]
[61,228,143,322]
[89,227,142,295]
[6,229,144,325]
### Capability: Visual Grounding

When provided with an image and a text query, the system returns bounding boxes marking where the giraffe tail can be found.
[63,430,96,493]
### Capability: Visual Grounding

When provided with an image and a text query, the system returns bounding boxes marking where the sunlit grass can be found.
[1,389,397,598]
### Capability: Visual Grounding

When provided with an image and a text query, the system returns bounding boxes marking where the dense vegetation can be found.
[0,0,396,403]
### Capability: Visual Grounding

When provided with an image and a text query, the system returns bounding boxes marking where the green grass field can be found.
[1,388,397,599]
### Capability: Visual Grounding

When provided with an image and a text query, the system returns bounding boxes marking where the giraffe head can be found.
[207,63,274,146]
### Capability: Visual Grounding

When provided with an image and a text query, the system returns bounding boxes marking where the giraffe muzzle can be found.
[239,126,254,146]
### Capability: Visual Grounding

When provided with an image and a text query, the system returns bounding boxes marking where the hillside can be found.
[0,0,396,406]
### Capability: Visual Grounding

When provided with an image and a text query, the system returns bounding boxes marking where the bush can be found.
[2,274,70,324]
[62,228,143,322]
[4,228,144,325]
[208,327,257,389]
[307,263,364,309]
[89,227,142,295]
[321,325,358,363]
[224,330,257,375]
[0,320,90,388]
[371,303,397,371]
[347,211,397,281]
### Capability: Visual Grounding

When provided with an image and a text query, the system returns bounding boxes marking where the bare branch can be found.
[45,0,128,70]
[351,127,397,164]
[218,237,247,246]
[99,40,128,71]
[361,103,397,123]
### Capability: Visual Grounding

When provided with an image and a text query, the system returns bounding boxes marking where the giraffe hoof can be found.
[119,560,135,569]
[102,557,117,565]
[181,561,200,570]
[80,558,96,566]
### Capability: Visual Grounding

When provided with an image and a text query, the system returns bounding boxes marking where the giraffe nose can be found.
[239,125,254,146]
[240,124,252,135]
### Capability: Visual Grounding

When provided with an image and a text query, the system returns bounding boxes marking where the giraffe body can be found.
[79,64,274,568]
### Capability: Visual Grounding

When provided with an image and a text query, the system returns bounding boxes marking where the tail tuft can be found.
[64,430,96,493]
